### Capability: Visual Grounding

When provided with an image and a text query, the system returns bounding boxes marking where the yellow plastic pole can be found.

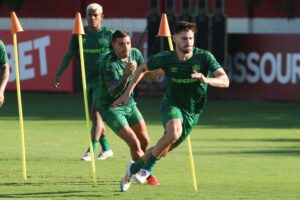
[78,34,97,184]
[166,29,198,192]
[186,135,197,191]
[13,33,27,181]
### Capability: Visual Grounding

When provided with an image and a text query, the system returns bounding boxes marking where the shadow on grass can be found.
[195,138,300,143]
[1,92,300,129]
[193,148,300,156]
[0,191,104,199]
[0,179,123,199]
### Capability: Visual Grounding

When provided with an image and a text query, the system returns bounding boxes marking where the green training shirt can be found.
[98,48,144,107]
[147,47,221,114]
[0,40,8,65]
[56,26,113,85]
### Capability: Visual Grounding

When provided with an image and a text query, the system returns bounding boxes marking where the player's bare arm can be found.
[107,61,137,97]
[143,68,164,82]
[112,63,149,107]
[191,68,229,88]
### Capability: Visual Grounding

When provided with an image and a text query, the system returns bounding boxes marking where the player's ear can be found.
[172,35,176,43]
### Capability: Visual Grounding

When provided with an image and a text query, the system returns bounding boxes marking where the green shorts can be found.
[100,104,144,134]
[87,83,100,108]
[161,96,206,148]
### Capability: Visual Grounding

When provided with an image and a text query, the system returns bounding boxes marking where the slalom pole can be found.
[157,13,198,191]
[11,12,27,181]
[72,13,97,184]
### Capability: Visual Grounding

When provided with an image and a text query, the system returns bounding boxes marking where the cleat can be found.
[134,169,151,184]
[97,150,113,160]
[147,175,160,186]
[120,161,134,192]
[81,152,91,161]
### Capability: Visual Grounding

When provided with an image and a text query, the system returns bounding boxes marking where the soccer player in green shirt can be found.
[0,40,10,108]
[113,21,229,191]
[98,30,159,189]
[53,3,113,161]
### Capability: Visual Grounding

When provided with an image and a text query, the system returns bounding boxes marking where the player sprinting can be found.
[98,30,159,189]
[53,3,113,161]
[0,40,10,108]
[113,21,230,191]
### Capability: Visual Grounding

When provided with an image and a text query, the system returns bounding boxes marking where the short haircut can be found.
[173,21,198,35]
[86,3,103,13]
[112,30,130,42]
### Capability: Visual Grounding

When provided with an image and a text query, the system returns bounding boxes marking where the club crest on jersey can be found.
[168,109,177,117]
[98,38,109,46]
[118,69,124,76]
[170,67,178,73]
[192,64,201,72]
[112,119,120,128]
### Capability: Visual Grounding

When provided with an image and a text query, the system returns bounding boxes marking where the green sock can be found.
[92,139,98,153]
[99,135,111,151]
[143,154,159,174]
[130,158,144,174]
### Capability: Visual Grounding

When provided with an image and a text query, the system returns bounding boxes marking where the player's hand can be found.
[125,61,137,76]
[191,71,208,84]
[0,92,4,108]
[53,75,60,88]
[112,93,130,108]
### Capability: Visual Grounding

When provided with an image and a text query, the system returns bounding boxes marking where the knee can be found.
[166,123,182,143]
[141,134,150,147]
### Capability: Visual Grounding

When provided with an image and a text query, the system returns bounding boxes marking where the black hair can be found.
[112,30,130,42]
[172,21,197,35]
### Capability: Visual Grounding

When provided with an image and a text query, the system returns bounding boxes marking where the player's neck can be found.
[176,50,193,61]
[90,24,102,32]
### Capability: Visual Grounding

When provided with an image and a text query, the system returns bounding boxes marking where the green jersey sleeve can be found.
[147,51,171,70]
[0,40,8,65]
[130,48,144,66]
[205,51,221,72]
[56,35,78,76]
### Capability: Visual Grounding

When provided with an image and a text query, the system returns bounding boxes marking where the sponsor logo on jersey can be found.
[170,67,178,73]
[112,119,120,128]
[98,38,109,47]
[192,64,201,72]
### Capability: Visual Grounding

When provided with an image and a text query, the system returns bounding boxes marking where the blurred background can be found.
[0,0,299,101]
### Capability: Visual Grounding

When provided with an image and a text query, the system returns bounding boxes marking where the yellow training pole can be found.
[73,13,96,184]
[158,13,197,191]
[11,12,27,181]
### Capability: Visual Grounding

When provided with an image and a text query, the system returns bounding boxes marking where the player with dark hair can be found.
[113,21,229,191]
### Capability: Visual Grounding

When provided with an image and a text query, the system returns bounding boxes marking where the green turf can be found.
[0,92,300,199]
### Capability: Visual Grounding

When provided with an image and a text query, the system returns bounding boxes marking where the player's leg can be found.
[133,105,183,184]
[127,106,159,185]
[91,103,113,160]
[127,105,149,152]
[104,106,144,161]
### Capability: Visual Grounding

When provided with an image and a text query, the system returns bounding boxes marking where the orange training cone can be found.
[157,13,171,37]
[11,12,24,34]
[72,12,85,35]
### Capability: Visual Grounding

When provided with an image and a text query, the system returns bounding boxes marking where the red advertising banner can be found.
[1,31,74,92]
[211,34,300,101]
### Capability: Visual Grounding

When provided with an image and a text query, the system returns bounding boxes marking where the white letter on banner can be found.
[292,53,300,84]
[246,52,260,83]
[277,53,291,84]
[34,36,50,76]
[233,52,246,83]
[19,40,34,80]
[260,52,276,84]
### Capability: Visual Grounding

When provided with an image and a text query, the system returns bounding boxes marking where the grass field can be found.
[0,92,300,200]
